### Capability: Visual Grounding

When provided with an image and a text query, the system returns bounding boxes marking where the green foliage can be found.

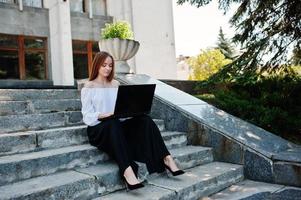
[195,73,301,144]
[101,21,133,40]
[188,49,232,80]
[216,27,235,59]
[177,0,301,75]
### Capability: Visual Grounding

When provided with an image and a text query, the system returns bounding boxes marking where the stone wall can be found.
[117,73,301,187]
[70,12,112,41]
[0,3,49,37]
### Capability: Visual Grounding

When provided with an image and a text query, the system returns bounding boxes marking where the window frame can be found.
[0,34,48,80]
[72,40,98,78]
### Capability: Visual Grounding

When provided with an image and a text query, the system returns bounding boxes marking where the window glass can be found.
[0,0,14,4]
[72,41,87,52]
[73,54,88,79]
[25,51,46,80]
[70,0,84,12]
[24,38,45,49]
[92,42,99,52]
[0,34,18,49]
[23,0,42,8]
[0,50,19,79]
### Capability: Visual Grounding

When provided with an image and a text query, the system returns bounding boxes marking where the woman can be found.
[81,51,184,191]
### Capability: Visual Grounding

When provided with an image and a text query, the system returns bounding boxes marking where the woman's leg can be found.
[87,119,139,183]
[122,115,178,174]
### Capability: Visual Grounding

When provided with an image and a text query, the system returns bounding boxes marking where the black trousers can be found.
[87,115,170,176]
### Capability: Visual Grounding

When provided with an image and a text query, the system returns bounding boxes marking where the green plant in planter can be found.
[101,21,134,40]
[99,20,139,73]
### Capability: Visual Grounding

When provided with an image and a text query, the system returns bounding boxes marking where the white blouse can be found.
[81,86,118,126]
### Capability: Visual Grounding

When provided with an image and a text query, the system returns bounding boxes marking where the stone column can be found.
[43,0,74,86]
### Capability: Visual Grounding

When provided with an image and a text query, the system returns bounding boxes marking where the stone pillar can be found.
[43,0,74,86]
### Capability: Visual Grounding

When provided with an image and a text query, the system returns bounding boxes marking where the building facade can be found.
[0,0,177,87]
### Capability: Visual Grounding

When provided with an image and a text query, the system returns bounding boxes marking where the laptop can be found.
[99,84,156,121]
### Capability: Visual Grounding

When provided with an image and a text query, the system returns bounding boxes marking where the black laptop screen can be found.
[114,84,156,117]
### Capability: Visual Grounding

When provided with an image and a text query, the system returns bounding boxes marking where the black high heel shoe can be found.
[164,164,185,176]
[123,177,144,191]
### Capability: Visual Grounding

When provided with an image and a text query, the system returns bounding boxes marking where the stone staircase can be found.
[0,89,244,200]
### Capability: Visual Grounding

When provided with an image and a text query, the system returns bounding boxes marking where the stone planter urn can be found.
[98,38,140,73]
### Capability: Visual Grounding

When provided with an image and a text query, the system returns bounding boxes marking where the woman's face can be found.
[98,56,113,79]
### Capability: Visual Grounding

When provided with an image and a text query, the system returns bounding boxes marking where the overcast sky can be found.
[172,0,238,57]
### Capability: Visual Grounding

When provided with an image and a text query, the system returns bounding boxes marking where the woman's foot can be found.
[123,166,143,185]
[123,166,144,190]
[163,155,185,176]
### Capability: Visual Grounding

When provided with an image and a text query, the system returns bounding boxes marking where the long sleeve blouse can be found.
[81,81,119,126]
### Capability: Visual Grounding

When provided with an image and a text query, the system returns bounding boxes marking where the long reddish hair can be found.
[89,51,115,81]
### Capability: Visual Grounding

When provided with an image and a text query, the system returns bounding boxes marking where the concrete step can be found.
[0,111,83,133]
[0,140,197,187]
[201,180,284,200]
[0,170,98,200]
[0,112,165,133]
[0,126,184,156]
[0,99,81,116]
[0,89,79,101]
[169,145,213,170]
[0,144,108,186]
[74,145,213,195]
[0,125,88,156]
[97,162,244,200]
[0,101,29,116]
[0,146,216,200]
[161,131,187,149]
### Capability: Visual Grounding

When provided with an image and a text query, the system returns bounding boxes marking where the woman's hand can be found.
[98,112,114,119]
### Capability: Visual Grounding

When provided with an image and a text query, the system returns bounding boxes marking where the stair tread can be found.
[0,126,183,156]
[0,161,243,200]
[148,161,243,191]
[169,145,211,155]
[0,170,94,198]
[76,145,212,177]
[0,143,202,164]
[0,124,87,136]
[0,144,96,164]
[97,162,244,199]
[202,179,285,200]
[161,131,186,137]
[1,126,182,138]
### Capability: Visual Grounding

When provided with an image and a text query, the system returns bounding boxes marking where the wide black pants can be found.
[87,115,170,176]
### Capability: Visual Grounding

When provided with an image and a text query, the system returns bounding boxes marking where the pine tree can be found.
[216,27,235,59]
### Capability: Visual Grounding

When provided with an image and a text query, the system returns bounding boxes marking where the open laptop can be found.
[99,84,156,121]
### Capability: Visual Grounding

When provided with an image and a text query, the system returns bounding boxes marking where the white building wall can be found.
[107,0,177,79]
[131,0,177,79]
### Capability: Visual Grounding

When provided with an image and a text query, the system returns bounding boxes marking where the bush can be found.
[195,74,301,144]
[101,21,133,40]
